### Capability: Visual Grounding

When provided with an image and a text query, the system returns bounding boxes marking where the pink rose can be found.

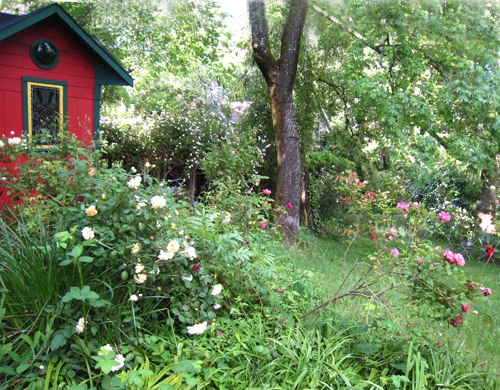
[263,189,271,195]
[461,302,470,314]
[396,201,410,213]
[442,248,455,264]
[260,220,266,229]
[454,253,465,266]
[450,316,465,327]
[481,287,492,296]
[438,211,451,222]
[391,249,399,258]
[287,202,292,208]
[411,202,419,208]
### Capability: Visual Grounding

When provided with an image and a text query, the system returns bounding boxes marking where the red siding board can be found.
[0,65,94,89]
[69,86,94,100]
[0,52,95,79]
[2,90,23,135]
[0,91,5,135]
[0,77,21,92]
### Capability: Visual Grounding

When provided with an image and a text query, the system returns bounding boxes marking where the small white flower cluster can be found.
[134,195,147,209]
[134,262,147,284]
[151,195,166,209]
[181,246,197,260]
[8,137,22,145]
[211,284,223,296]
[75,317,86,334]
[98,344,126,372]
[158,240,180,261]
[81,226,94,240]
[187,321,207,335]
[127,176,142,189]
[222,212,231,224]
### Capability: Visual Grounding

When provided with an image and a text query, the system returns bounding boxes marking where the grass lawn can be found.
[280,231,500,378]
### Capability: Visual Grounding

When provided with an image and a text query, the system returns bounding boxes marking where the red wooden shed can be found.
[0,3,133,204]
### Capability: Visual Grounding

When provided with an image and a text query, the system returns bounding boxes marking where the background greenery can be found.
[1,0,500,388]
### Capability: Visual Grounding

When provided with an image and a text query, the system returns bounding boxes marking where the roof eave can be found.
[0,4,133,87]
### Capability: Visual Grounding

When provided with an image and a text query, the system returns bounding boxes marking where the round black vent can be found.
[31,38,60,70]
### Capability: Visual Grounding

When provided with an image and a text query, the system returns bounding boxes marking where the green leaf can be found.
[185,376,199,387]
[79,256,94,263]
[51,333,67,350]
[71,245,84,258]
[62,286,100,302]
[59,259,74,266]
[16,363,30,374]
[0,366,16,376]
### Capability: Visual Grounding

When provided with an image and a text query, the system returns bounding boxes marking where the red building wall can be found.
[0,16,98,206]
[0,16,96,143]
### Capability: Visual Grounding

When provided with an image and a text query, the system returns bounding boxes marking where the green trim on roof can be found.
[0,4,133,87]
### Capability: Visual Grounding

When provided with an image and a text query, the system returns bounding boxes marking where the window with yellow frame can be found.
[22,77,67,148]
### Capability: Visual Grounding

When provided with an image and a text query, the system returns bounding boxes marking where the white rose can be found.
[211,284,223,296]
[151,195,166,209]
[167,240,180,253]
[127,176,142,189]
[134,274,147,284]
[8,137,21,145]
[81,227,94,240]
[158,250,174,261]
[187,321,207,335]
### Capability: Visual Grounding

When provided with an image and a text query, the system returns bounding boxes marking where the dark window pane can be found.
[31,84,60,143]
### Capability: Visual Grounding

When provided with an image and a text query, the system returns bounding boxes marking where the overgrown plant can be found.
[301,173,492,337]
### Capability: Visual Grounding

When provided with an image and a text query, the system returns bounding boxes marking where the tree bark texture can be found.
[249,0,307,244]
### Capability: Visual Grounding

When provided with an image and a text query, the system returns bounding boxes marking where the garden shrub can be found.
[0,137,495,389]
[308,172,493,337]
[0,139,320,387]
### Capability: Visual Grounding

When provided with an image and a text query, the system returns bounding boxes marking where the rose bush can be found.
[313,173,492,334]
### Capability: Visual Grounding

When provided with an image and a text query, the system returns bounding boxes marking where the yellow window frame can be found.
[23,77,68,149]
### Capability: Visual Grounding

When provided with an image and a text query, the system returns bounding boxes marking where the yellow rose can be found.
[131,243,140,254]
[85,205,97,217]
[88,169,97,177]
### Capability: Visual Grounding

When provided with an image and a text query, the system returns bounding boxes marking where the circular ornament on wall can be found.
[30,38,60,70]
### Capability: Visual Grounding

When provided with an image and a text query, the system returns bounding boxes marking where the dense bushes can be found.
[0,136,497,389]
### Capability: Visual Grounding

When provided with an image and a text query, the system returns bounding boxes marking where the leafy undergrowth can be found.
[0,151,498,389]
[286,230,500,379]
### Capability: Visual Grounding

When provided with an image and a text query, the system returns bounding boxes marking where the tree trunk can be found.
[187,165,198,202]
[249,0,307,244]
[477,160,500,234]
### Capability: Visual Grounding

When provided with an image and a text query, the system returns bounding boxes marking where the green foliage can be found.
[312,172,491,336]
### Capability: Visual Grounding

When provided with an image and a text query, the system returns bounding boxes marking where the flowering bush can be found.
[305,173,492,334]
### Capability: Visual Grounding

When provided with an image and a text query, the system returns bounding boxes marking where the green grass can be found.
[280,230,500,378]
